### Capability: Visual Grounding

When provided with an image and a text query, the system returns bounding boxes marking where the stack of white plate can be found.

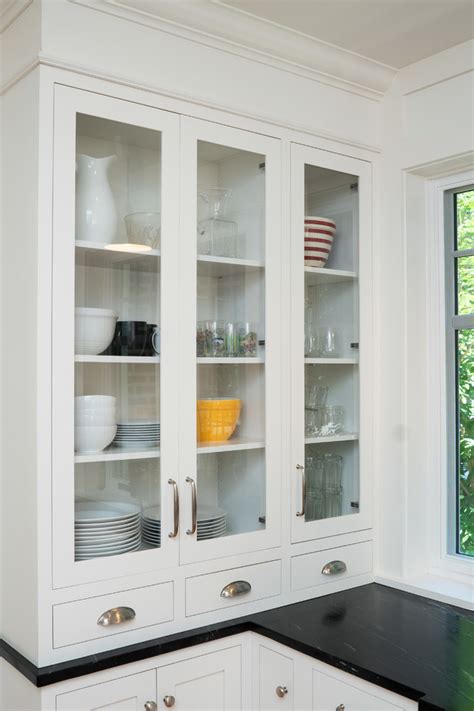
[141,504,226,544]
[142,505,161,547]
[74,501,141,560]
[197,505,226,541]
[113,420,160,449]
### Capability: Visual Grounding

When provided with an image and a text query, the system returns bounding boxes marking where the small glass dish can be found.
[124,212,161,250]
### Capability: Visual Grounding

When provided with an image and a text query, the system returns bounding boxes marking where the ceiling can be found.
[218,0,474,68]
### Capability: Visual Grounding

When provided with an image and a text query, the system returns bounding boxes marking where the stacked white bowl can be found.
[75,307,118,355]
[304,216,336,267]
[75,396,117,454]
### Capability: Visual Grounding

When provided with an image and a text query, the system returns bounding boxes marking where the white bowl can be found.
[76,411,117,426]
[74,425,117,454]
[75,395,117,410]
[75,308,118,356]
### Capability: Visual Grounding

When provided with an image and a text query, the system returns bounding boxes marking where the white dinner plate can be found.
[75,501,141,523]
[75,516,140,532]
[75,542,141,560]
[75,526,140,541]
[75,534,141,553]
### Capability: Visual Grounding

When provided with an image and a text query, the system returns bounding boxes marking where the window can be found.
[446,187,474,558]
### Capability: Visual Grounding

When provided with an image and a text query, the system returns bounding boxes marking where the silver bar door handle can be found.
[321,560,347,576]
[296,464,305,517]
[221,580,252,598]
[168,478,179,538]
[97,606,135,626]
[186,476,197,535]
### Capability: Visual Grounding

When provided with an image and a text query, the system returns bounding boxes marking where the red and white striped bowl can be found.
[304,215,335,266]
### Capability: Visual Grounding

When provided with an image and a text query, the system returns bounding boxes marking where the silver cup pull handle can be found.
[220,580,252,598]
[97,606,136,626]
[321,560,347,576]
[168,478,179,538]
[296,464,305,517]
[186,476,197,535]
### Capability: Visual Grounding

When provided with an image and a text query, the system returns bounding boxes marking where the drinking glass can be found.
[304,327,319,357]
[305,406,326,436]
[305,383,328,409]
[196,321,207,357]
[323,406,345,435]
[204,320,225,357]
[224,322,238,357]
[305,455,325,521]
[238,322,258,357]
[317,326,339,357]
[324,453,343,487]
[324,485,343,518]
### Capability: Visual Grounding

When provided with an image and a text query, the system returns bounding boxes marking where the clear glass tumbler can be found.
[238,322,258,357]
[305,406,326,436]
[305,383,329,409]
[317,326,339,357]
[322,406,345,435]
[196,321,207,357]
[324,453,344,487]
[224,322,238,357]
[204,320,226,357]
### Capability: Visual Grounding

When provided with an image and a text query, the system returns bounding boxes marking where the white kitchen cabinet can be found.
[55,670,156,711]
[290,143,373,543]
[156,645,242,711]
[253,637,417,711]
[1,66,374,668]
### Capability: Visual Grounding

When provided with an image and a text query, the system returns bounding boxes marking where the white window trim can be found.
[427,170,474,581]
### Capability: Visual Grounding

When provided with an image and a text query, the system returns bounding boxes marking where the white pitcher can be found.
[76,154,117,243]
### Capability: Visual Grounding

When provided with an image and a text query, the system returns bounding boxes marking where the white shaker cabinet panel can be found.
[312,668,408,710]
[56,670,156,711]
[156,645,242,711]
[258,645,294,710]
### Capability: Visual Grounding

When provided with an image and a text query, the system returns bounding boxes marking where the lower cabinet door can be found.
[258,645,294,710]
[56,670,156,711]
[312,668,407,710]
[157,645,242,711]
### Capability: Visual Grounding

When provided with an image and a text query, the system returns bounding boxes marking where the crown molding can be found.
[0,0,32,32]
[69,0,396,100]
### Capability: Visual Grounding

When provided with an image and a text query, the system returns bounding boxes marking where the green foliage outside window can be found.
[456,190,474,556]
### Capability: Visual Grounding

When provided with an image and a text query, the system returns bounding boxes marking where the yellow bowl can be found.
[197,398,241,442]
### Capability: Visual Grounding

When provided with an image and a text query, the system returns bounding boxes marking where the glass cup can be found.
[204,320,225,357]
[324,453,344,487]
[305,406,325,436]
[224,322,239,357]
[317,326,339,357]
[305,383,328,409]
[196,321,207,357]
[323,406,345,435]
[238,322,258,357]
[324,485,343,518]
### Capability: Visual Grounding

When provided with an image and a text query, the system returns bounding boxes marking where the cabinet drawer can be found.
[258,645,294,710]
[291,541,372,591]
[185,560,281,616]
[53,581,174,648]
[313,667,406,710]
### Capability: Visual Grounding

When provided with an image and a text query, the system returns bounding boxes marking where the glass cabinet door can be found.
[290,143,373,542]
[52,87,180,587]
[179,117,282,563]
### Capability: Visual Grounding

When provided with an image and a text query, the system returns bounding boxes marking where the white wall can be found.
[376,41,474,582]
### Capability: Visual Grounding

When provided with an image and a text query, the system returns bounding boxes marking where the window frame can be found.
[444,185,474,559]
[428,171,474,578]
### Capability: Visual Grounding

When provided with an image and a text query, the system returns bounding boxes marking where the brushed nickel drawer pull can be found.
[168,478,179,538]
[336,705,345,711]
[163,696,175,708]
[276,685,288,698]
[296,464,305,517]
[144,702,157,711]
[186,476,197,535]
[97,606,136,626]
[321,560,347,576]
[220,580,252,598]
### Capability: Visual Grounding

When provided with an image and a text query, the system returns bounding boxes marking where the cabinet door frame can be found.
[55,668,156,710]
[178,116,283,564]
[51,84,180,588]
[290,142,374,542]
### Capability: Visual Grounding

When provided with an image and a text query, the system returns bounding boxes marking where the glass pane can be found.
[74,114,162,560]
[456,256,474,315]
[195,141,266,540]
[303,164,359,522]
[455,189,474,251]
[457,329,474,556]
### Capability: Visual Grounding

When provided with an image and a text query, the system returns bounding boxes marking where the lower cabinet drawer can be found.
[53,581,174,648]
[291,541,372,591]
[185,560,282,616]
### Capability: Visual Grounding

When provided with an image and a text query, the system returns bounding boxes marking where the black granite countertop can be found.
[1,584,473,710]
